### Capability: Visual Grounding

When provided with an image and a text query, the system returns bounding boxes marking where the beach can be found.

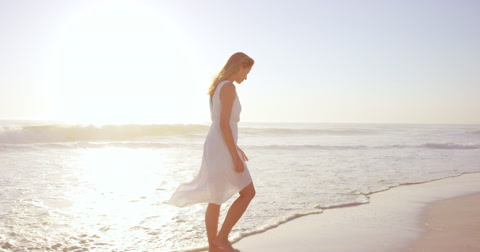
[408,192,480,252]
[236,173,480,252]
[0,122,479,251]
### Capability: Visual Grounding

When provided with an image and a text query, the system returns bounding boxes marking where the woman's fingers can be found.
[238,148,249,161]
[234,158,245,173]
[242,152,249,161]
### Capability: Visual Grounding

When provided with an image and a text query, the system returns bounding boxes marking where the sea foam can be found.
[0,122,479,251]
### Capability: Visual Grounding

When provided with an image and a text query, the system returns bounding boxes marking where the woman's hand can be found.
[237,146,249,162]
[233,156,245,173]
[233,147,248,173]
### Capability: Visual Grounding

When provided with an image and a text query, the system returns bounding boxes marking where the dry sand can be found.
[235,173,480,252]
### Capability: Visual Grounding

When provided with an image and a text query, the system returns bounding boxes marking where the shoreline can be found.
[235,172,480,252]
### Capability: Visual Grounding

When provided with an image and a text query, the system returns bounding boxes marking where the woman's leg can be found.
[206,203,221,251]
[214,183,256,250]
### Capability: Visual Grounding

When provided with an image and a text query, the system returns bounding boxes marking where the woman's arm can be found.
[219,82,245,173]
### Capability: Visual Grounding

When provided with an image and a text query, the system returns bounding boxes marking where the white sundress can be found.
[168,80,252,207]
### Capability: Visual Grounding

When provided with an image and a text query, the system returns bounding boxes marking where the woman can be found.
[169,52,256,252]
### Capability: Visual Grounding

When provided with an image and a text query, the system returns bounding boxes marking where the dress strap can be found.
[210,80,231,107]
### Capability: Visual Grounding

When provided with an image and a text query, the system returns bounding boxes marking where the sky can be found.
[1,0,479,124]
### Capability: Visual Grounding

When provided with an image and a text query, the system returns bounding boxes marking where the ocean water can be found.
[0,120,479,251]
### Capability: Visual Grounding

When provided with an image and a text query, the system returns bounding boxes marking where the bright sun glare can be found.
[49,1,203,125]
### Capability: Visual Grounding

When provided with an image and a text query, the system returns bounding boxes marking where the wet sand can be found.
[407,192,480,252]
[235,173,480,252]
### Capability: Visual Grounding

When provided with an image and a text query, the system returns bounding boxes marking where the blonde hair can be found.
[208,52,254,97]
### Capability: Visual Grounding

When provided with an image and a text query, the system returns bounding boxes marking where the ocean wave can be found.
[422,143,480,149]
[250,144,369,150]
[242,127,378,136]
[3,140,478,152]
[0,124,209,144]
[250,143,480,151]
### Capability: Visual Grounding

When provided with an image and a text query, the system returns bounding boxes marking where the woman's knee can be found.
[249,187,256,200]
[241,183,256,200]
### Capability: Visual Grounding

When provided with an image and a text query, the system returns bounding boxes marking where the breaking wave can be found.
[422,143,480,149]
[250,143,480,150]
[0,124,209,144]
[242,127,378,136]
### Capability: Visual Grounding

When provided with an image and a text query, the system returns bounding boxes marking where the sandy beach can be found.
[236,173,480,252]
[408,192,480,252]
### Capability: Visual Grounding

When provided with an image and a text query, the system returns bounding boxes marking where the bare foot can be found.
[208,242,220,252]
[212,237,240,252]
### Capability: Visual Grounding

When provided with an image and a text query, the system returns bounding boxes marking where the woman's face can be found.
[235,65,252,84]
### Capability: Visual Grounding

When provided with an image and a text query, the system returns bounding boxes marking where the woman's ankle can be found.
[214,235,228,242]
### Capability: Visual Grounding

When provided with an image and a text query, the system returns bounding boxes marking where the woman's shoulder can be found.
[218,80,235,92]
[219,81,236,99]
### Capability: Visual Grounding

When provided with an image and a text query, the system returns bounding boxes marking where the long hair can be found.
[208,52,254,98]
